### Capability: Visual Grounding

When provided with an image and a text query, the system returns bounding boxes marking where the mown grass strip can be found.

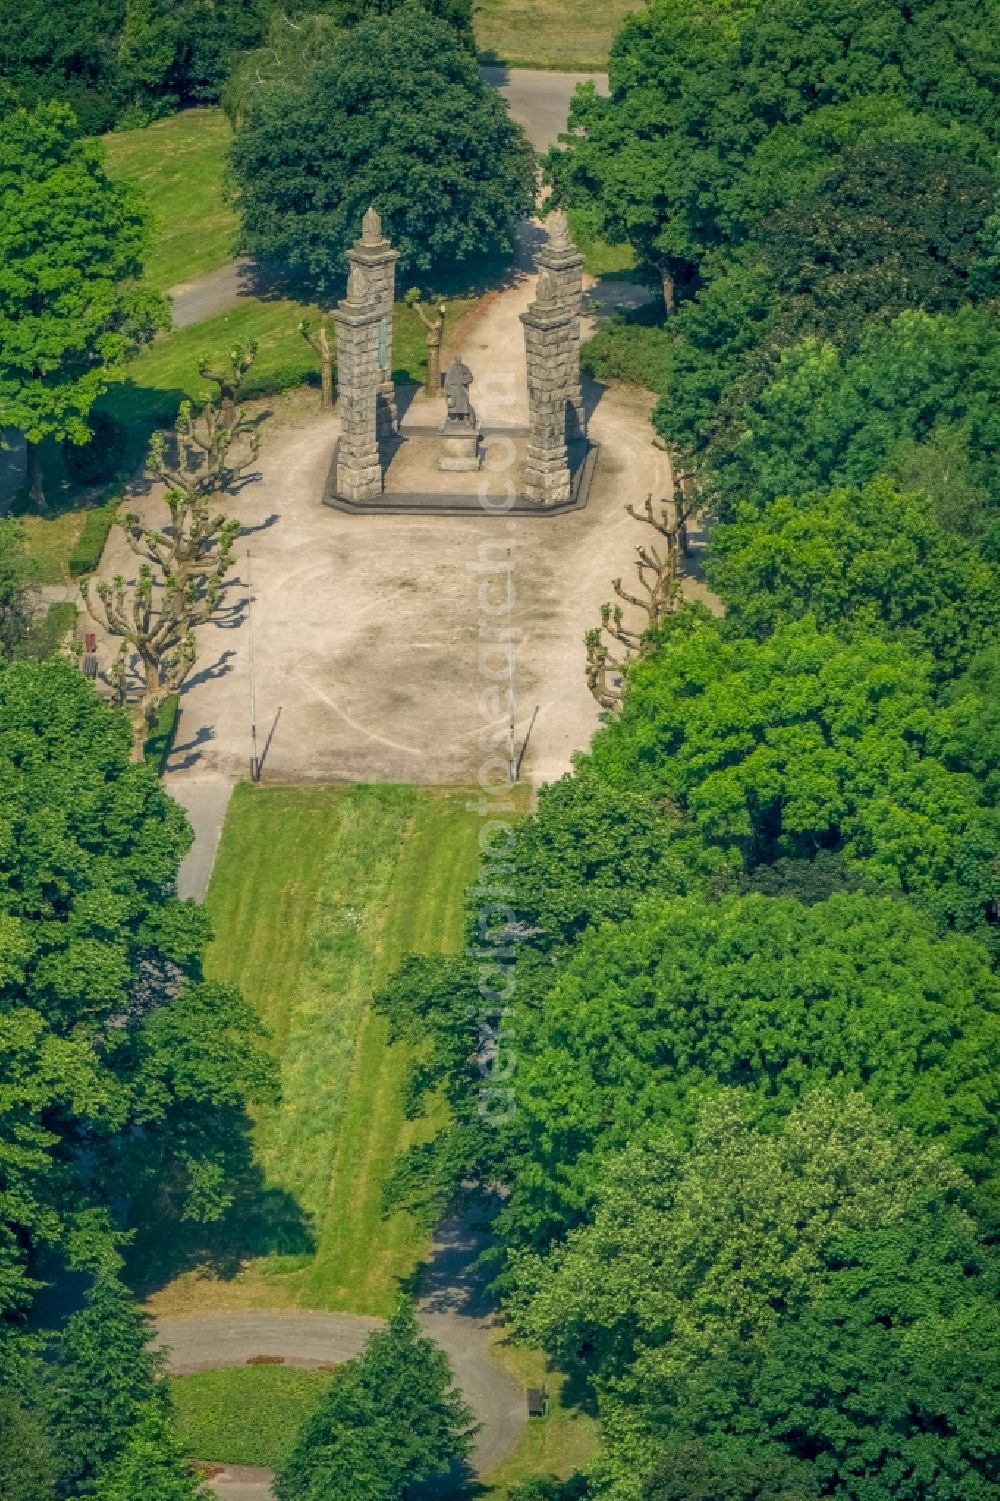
[103,108,238,293]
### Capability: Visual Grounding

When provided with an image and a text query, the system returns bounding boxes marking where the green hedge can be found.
[144,693,180,774]
[68,493,121,577]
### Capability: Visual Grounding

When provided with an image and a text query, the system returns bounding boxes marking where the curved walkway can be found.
[155,1214,526,1501]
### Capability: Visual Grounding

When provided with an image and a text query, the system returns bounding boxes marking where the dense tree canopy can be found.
[708,479,1000,675]
[662,306,1000,526]
[229,9,536,294]
[496,892,998,1248]
[0,660,274,1313]
[590,613,998,940]
[549,0,999,298]
[0,103,165,505]
[511,1093,997,1501]
[0,0,271,131]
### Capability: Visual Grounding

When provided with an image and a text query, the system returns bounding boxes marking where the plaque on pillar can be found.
[438,357,482,472]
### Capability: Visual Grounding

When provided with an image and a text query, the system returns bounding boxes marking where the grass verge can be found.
[475,0,642,69]
[143,784,492,1318]
[103,109,238,293]
[466,1333,598,1500]
[172,1365,334,1467]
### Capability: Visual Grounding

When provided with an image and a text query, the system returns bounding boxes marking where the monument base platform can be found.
[324,426,597,517]
[438,425,483,472]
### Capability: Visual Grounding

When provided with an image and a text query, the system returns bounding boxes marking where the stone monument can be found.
[331,262,384,502]
[331,209,402,502]
[535,209,586,439]
[520,268,575,505]
[438,356,482,472]
[346,206,399,440]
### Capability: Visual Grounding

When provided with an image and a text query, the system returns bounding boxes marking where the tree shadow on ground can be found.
[168,723,215,773]
[126,1120,315,1300]
[95,381,191,474]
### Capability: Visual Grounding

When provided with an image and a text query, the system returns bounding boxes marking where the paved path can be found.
[482,64,608,152]
[155,1214,525,1501]
[167,778,235,901]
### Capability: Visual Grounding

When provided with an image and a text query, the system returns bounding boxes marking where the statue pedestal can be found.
[438,422,482,472]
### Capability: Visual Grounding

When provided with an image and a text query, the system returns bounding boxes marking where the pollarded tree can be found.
[0,102,166,507]
[82,347,262,757]
[229,9,537,295]
[274,1298,476,1501]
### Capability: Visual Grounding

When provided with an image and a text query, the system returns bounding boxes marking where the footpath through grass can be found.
[475,0,642,69]
[145,783,486,1318]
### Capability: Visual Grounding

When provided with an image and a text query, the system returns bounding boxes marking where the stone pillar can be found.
[346,206,399,440]
[536,209,586,439]
[520,269,574,506]
[332,264,383,503]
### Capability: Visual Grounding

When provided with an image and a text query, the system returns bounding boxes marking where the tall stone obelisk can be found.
[346,206,399,440]
[535,209,586,439]
[520,268,574,506]
[332,263,383,502]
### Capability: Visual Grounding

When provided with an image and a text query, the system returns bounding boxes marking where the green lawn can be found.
[103,109,238,293]
[173,1366,334,1467]
[476,1337,599,1500]
[145,784,489,1318]
[475,0,643,69]
[96,293,476,467]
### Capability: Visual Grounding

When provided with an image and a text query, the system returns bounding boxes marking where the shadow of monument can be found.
[582,368,608,425]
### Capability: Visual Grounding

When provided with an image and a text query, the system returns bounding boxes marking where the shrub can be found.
[68,493,121,578]
[582,308,671,392]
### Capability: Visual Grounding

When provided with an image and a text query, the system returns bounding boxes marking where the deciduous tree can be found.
[0,658,274,1312]
[229,10,536,295]
[83,349,261,757]
[0,103,166,507]
[708,478,1000,675]
[499,891,999,1248]
[512,1092,997,1501]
